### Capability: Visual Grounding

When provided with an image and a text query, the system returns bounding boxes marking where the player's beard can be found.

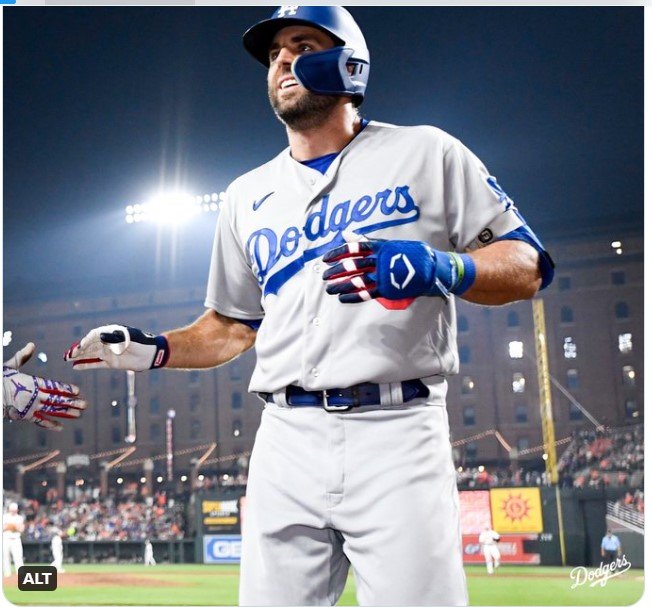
[269,83,340,131]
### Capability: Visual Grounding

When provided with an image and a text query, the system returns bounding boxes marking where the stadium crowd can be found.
[3,490,185,541]
[557,425,644,488]
[454,425,644,489]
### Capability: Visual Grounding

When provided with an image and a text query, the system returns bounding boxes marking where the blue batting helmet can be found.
[243,6,370,106]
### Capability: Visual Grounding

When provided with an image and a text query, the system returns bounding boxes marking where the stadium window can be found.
[462,406,476,427]
[457,315,469,333]
[515,404,528,423]
[73,325,83,338]
[111,400,121,417]
[507,310,520,327]
[150,424,161,441]
[149,372,160,385]
[615,302,630,319]
[622,365,635,388]
[229,361,243,381]
[464,443,477,461]
[563,337,577,359]
[512,372,525,393]
[111,427,121,444]
[111,298,119,309]
[569,403,583,422]
[508,341,524,359]
[150,397,160,414]
[560,306,574,324]
[611,271,626,286]
[111,373,122,391]
[190,392,200,412]
[232,392,243,410]
[625,400,639,419]
[459,345,471,364]
[37,432,47,448]
[73,429,83,446]
[461,376,475,395]
[517,437,529,452]
[566,369,579,390]
[233,419,243,438]
[3,436,11,450]
[558,276,571,291]
[190,419,201,439]
[189,370,201,385]
[618,333,633,354]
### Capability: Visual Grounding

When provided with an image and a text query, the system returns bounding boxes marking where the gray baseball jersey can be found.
[205,121,524,394]
[205,120,528,606]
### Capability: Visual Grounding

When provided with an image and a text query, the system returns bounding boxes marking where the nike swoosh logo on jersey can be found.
[253,191,275,211]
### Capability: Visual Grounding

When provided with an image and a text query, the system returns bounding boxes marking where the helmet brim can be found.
[243,18,345,67]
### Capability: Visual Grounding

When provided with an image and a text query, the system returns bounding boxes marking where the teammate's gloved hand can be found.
[63,325,170,371]
[3,342,87,431]
[322,238,476,303]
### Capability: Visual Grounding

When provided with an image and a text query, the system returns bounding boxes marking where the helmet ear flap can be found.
[292,48,368,102]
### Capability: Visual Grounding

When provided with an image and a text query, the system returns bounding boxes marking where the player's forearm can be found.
[163,309,256,369]
[460,240,541,305]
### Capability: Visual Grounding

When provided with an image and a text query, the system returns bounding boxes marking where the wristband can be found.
[449,253,476,295]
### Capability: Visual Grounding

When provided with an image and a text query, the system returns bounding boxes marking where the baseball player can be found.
[3,342,87,431]
[144,539,156,566]
[50,528,65,572]
[3,502,25,577]
[478,526,501,574]
[64,6,554,606]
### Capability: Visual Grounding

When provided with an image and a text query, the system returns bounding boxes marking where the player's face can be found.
[267,25,339,129]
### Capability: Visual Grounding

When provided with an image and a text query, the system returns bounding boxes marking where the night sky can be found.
[3,6,644,301]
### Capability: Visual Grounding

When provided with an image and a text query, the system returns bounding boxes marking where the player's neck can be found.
[287,103,362,162]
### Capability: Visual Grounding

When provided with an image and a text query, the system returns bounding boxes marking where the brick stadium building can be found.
[3,227,642,498]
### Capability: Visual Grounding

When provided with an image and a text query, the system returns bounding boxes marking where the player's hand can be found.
[64,325,170,371]
[3,342,87,431]
[322,237,468,303]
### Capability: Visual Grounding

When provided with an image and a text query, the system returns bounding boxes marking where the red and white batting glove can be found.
[3,342,87,431]
[64,324,170,371]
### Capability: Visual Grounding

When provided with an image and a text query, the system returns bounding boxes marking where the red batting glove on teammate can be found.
[3,342,87,431]
[64,324,170,371]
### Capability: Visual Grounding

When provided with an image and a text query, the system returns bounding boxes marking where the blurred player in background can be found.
[478,526,501,575]
[144,539,156,566]
[50,528,65,572]
[3,502,25,577]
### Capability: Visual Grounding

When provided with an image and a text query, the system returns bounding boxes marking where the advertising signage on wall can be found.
[200,494,246,534]
[462,534,540,564]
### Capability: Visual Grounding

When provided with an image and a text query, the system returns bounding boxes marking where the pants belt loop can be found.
[272,391,289,408]
[379,384,393,407]
[390,382,404,405]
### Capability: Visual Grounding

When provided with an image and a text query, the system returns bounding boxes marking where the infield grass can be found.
[2,564,644,606]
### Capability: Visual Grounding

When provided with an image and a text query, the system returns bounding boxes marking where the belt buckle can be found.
[322,390,352,412]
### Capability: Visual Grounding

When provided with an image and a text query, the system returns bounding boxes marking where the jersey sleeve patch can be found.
[465,209,524,251]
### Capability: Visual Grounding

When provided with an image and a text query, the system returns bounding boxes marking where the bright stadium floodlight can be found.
[3,331,12,347]
[124,191,225,224]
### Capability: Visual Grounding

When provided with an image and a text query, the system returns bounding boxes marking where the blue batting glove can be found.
[322,239,476,304]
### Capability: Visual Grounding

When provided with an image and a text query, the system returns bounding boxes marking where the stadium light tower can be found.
[124,191,225,225]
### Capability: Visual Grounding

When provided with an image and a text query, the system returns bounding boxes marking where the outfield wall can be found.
[21,539,195,564]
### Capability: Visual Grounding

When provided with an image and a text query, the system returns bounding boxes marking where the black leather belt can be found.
[259,379,429,411]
